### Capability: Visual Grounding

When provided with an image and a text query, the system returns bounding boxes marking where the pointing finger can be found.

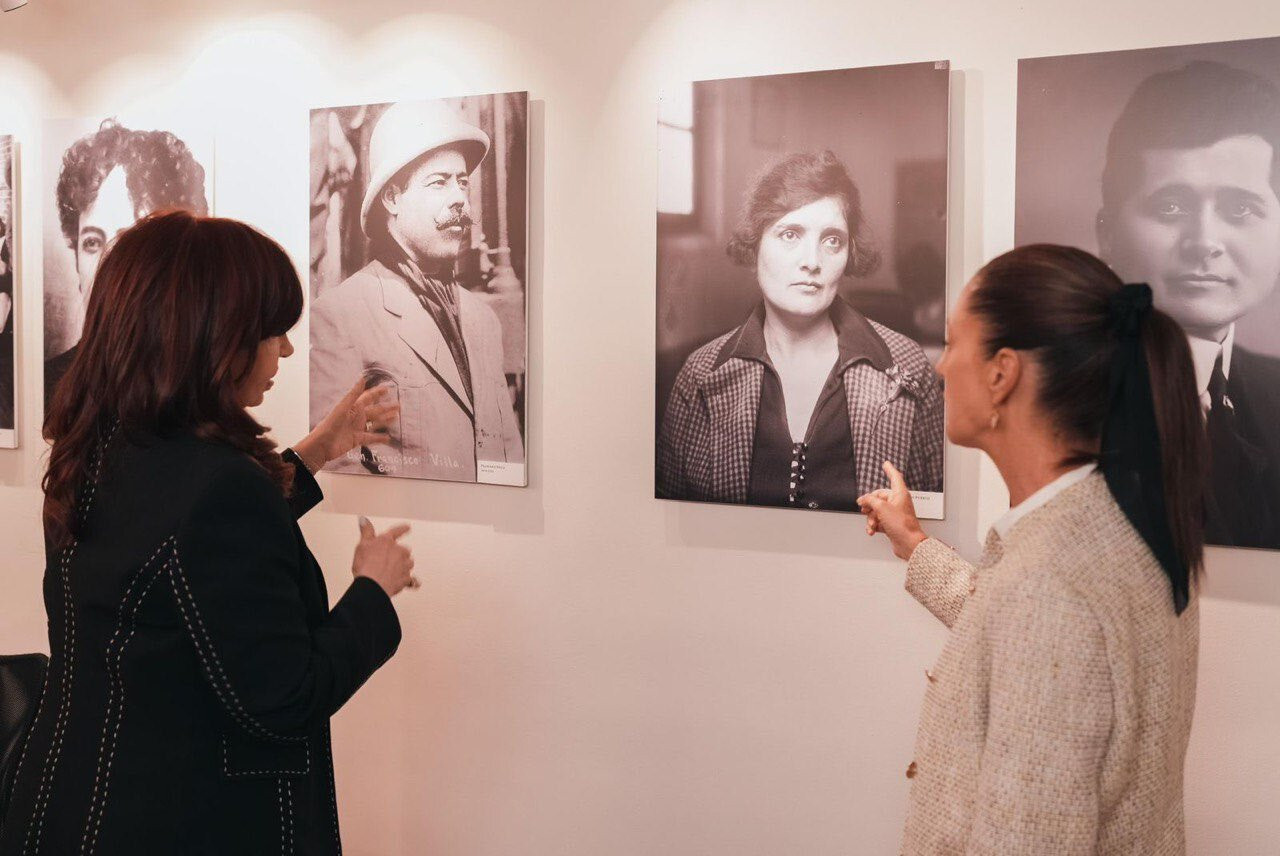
[883,461,908,495]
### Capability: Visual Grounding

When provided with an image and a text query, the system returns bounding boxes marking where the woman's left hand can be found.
[293,379,400,474]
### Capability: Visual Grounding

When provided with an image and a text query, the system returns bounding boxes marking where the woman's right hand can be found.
[353,516,418,597]
[857,461,928,561]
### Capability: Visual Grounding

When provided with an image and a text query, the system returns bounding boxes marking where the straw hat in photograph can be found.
[360,99,491,235]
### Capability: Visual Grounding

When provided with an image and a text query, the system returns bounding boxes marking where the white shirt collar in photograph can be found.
[1187,323,1235,404]
[992,463,1098,540]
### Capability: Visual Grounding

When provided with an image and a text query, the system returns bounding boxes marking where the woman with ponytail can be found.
[859,244,1206,854]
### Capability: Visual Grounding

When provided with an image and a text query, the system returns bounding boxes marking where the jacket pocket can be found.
[221,731,310,780]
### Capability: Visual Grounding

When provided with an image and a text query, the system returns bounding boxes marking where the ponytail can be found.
[970,245,1207,612]
[1143,309,1208,589]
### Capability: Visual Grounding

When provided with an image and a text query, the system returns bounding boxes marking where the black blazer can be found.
[1208,346,1280,549]
[0,433,401,855]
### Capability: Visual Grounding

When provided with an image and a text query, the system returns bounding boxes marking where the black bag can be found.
[0,653,48,821]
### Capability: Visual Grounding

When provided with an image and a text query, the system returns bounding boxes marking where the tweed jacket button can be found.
[906,761,918,779]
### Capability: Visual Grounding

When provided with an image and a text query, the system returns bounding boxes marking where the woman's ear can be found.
[988,347,1022,408]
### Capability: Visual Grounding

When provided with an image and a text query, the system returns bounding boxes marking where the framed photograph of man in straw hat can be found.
[310,92,529,486]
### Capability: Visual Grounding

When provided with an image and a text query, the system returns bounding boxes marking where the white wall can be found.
[0,1,1277,853]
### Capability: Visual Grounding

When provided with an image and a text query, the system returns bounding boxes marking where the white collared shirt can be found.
[1186,324,1235,414]
[992,463,1098,540]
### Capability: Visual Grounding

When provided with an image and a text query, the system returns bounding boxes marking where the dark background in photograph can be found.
[310,92,529,394]
[1017,36,1280,358]
[0,137,13,431]
[656,62,950,427]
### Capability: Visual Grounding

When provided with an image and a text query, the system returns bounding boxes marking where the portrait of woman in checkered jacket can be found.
[657,149,944,511]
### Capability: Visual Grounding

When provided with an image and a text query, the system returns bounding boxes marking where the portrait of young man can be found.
[42,118,211,410]
[1017,38,1280,549]
[309,94,528,486]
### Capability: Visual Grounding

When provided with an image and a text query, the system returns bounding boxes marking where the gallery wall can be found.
[0,1,1277,854]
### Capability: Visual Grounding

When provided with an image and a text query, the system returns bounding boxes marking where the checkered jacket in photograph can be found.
[656,318,944,503]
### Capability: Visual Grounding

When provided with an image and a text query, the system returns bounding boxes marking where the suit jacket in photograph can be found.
[900,472,1198,855]
[0,434,401,855]
[1207,345,1280,549]
[310,259,525,483]
[656,303,944,504]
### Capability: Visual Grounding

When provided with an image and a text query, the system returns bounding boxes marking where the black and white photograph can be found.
[309,92,529,486]
[42,116,212,411]
[0,134,15,447]
[656,63,949,518]
[1018,37,1280,550]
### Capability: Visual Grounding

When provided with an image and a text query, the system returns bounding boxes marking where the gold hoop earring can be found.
[989,410,1000,430]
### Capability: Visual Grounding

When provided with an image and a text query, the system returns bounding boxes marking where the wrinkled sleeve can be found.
[905,367,944,494]
[656,361,699,500]
[905,538,976,629]
[309,294,365,475]
[281,447,324,519]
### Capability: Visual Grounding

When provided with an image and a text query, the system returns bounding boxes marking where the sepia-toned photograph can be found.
[310,92,529,487]
[1018,37,1280,550]
[0,135,15,446]
[656,63,949,518]
[42,116,212,411]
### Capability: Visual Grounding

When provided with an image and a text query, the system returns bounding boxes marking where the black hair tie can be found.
[1100,282,1189,613]
[1109,281,1153,337]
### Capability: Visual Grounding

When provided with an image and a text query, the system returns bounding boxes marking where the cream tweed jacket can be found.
[901,471,1199,855]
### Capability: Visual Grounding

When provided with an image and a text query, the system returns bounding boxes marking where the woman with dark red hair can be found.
[1,210,413,854]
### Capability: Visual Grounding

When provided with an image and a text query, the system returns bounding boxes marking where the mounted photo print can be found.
[309,92,529,486]
[1018,37,1280,549]
[656,62,950,518]
[42,116,213,412]
[0,135,15,448]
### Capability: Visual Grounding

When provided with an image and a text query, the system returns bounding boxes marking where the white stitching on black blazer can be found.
[165,544,305,745]
[325,723,342,855]
[221,735,311,779]
[22,424,117,854]
[79,537,173,855]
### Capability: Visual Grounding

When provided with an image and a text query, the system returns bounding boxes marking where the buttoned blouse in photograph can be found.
[899,469,1199,855]
[657,298,944,506]
[0,433,401,856]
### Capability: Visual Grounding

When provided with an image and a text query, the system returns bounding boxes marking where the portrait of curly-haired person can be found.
[43,118,210,409]
[656,64,948,516]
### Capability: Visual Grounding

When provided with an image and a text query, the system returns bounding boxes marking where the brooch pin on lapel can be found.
[883,364,927,411]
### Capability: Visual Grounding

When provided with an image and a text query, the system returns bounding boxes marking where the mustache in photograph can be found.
[437,213,473,231]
